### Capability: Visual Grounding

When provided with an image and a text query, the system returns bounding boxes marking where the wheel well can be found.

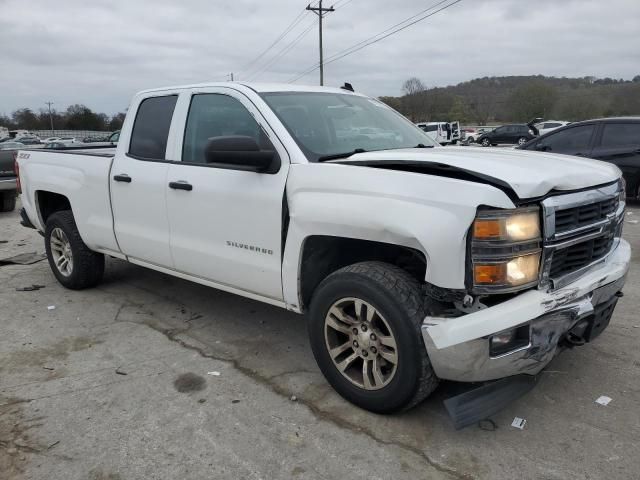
[299,236,427,311]
[36,191,72,225]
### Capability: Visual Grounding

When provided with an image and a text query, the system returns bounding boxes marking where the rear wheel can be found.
[0,191,16,212]
[308,261,438,413]
[45,211,105,289]
[517,137,528,146]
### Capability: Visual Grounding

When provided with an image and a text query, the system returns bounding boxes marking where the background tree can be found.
[507,82,558,121]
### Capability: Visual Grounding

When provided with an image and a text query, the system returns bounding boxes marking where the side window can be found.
[542,125,595,151]
[129,95,178,160]
[495,126,505,134]
[182,94,271,164]
[601,123,640,147]
[424,125,438,132]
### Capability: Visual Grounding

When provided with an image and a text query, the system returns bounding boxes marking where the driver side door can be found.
[165,88,290,302]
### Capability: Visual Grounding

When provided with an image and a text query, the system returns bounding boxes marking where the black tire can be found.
[307,261,438,413]
[480,138,490,147]
[44,210,104,289]
[0,191,16,212]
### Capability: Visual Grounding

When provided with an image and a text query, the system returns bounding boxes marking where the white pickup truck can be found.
[16,82,630,423]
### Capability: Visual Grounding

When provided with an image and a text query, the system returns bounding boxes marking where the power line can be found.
[237,1,320,79]
[248,19,318,81]
[288,0,463,83]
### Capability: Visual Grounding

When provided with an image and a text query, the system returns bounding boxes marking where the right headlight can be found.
[470,207,542,293]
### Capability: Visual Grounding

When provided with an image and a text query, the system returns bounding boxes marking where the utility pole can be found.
[45,101,54,134]
[306,1,334,86]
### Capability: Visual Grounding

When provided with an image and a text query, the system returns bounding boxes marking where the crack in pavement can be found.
[112,301,473,480]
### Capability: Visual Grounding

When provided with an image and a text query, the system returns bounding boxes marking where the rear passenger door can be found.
[110,93,179,267]
[591,122,640,196]
[165,88,289,301]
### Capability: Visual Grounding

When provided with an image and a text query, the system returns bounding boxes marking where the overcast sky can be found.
[1,0,638,115]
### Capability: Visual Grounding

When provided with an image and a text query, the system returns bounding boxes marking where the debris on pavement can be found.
[43,366,55,371]
[232,399,240,404]
[478,419,497,431]
[290,395,298,402]
[198,398,206,403]
[47,305,56,310]
[207,371,221,376]
[511,417,527,429]
[0,252,46,266]
[115,367,128,376]
[595,395,612,406]
[627,220,639,224]
[16,284,46,291]
[47,440,60,450]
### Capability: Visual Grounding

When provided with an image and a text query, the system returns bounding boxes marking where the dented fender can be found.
[281,162,515,310]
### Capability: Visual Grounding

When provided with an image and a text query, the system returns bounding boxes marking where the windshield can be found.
[260,92,436,161]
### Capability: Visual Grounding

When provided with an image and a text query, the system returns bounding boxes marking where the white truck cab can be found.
[16,82,630,424]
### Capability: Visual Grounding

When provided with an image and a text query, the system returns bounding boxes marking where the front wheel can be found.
[45,210,105,289]
[481,138,491,147]
[307,262,438,413]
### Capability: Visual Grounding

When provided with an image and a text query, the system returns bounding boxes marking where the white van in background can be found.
[416,121,460,145]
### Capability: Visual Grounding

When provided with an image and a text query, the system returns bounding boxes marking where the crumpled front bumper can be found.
[422,238,630,382]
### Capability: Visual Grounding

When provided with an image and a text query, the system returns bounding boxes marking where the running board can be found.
[443,375,538,430]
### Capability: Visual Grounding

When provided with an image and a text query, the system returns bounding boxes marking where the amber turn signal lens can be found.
[474,264,506,284]
[473,219,503,239]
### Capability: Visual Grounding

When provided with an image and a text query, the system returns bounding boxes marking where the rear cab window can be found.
[129,95,178,160]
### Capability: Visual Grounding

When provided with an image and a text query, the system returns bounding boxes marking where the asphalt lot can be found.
[1,198,640,480]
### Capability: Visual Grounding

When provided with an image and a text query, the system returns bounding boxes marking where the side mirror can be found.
[204,136,279,174]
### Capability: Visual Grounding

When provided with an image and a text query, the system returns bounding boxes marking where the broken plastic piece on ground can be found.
[595,395,612,406]
[511,417,527,429]
[443,375,538,430]
[207,371,221,376]
[290,395,298,402]
[47,305,56,310]
[0,252,46,266]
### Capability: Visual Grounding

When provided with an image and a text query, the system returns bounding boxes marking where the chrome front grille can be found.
[554,197,618,235]
[540,181,624,290]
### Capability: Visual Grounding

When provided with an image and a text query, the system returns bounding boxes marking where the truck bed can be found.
[18,147,120,254]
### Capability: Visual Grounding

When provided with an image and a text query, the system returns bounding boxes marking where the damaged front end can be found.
[421,181,630,427]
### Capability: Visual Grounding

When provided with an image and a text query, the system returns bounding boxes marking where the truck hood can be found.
[334,147,621,199]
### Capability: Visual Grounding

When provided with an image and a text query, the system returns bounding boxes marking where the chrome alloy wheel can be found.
[324,298,398,390]
[50,227,73,277]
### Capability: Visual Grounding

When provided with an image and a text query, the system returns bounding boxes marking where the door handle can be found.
[113,174,132,183]
[169,181,193,191]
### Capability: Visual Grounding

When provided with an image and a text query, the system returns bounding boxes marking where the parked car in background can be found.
[520,117,640,198]
[0,144,18,212]
[535,120,570,136]
[42,142,71,150]
[17,136,42,145]
[462,128,478,143]
[58,137,77,145]
[0,142,25,150]
[477,124,536,146]
[108,130,120,144]
[43,137,61,144]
